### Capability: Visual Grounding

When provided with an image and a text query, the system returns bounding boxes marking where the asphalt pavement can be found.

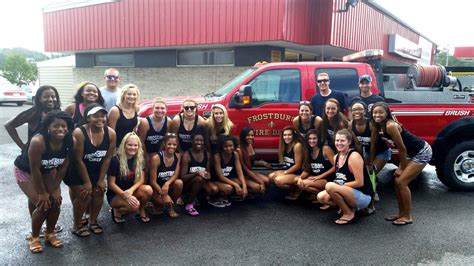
[1,104,474,264]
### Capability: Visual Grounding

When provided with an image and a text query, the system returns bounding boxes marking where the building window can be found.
[178,49,234,66]
[95,53,134,67]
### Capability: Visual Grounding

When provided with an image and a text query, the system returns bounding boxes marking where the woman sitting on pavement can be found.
[149,133,183,218]
[237,126,270,193]
[317,129,374,225]
[269,126,305,200]
[13,111,74,253]
[63,104,116,237]
[107,132,153,224]
[294,129,335,205]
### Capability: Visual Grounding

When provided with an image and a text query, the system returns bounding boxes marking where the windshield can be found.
[213,68,257,96]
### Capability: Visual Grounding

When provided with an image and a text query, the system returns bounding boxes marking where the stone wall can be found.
[71,66,249,104]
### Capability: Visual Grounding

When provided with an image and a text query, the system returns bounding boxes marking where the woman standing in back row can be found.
[108,84,140,147]
[171,99,206,152]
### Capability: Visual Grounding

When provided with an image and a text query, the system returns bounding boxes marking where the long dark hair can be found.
[218,134,237,154]
[39,110,74,151]
[370,102,398,131]
[321,98,348,145]
[73,82,105,106]
[278,126,303,163]
[239,126,253,148]
[34,85,61,111]
[303,129,320,173]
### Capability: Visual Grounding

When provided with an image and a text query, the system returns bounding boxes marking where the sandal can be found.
[89,224,103,234]
[29,237,43,254]
[185,206,200,216]
[334,217,355,225]
[135,214,151,223]
[44,233,63,248]
[111,208,125,224]
[72,226,90,237]
[319,204,331,210]
[392,219,413,226]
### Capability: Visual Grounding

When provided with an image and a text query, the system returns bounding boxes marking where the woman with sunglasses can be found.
[108,132,153,224]
[317,129,373,225]
[64,103,116,237]
[65,82,105,127]
[207,104,234,154]
[138,97,171,159]
[180,127,213,213]
[14,111,74,253]
[269,126,305,200]
[293,101,322,138]
[149,133,183,218]
[108,84,140,147]
[370,102,432,226]
[321,98,349,152]
[171,99,206,152]
[237,126,270,194]
[294,129,335,205]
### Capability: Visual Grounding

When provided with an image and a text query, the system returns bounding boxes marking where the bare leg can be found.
[89,188,104,225]
[325,182,357,223]
[393,162,426,224]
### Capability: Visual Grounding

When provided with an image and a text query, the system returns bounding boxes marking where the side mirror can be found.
[230,85,252,108]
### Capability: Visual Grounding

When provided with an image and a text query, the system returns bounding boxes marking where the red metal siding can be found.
[330,0,419,63]
[454,47,474,59]
[44,0,287,52]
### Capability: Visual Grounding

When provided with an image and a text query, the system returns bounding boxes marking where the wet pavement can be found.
[1,105,474,264]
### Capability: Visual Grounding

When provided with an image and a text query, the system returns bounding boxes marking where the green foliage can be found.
[0,47,49,69]
[0,53,38,87]
[434,51,473,67]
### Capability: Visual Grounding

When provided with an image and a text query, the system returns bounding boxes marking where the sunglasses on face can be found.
[317,79,329,83]
[184,106,196,111]
[105,75,119,81]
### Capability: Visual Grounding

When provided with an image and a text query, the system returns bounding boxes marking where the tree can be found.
[0,53,38,87]
[434,51,472,67]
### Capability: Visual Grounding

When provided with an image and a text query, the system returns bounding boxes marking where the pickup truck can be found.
[139,58,474,191]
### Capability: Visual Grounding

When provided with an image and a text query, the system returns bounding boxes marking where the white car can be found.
[21,86,38,104]
[0,85,27,106]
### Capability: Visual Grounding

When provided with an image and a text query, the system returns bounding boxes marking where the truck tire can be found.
[17,102,24,106]
[439,140,474,191]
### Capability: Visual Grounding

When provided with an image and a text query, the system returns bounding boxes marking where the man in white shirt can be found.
[99,68,120,112]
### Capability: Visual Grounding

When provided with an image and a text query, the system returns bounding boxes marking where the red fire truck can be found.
[139,50,474,191]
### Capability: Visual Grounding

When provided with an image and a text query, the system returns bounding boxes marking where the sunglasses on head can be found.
[166,132,177,136]
[184,106,196,111]
[317,79,329,83]
[300,100,311,104]
[105,75,119,81]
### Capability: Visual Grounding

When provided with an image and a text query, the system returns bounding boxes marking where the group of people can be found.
[5,68,432,254]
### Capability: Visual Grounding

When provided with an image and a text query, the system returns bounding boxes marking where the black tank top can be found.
[115,106,138,147]
[283,145,303,175]
[145,116,167,154]
[157,151,178,182]
[178,115,198,152]
[308,148,333,180]
[14,134,70,174]
[298,115,316,138]
[334,150,373,197]
[73,103,86,128]
[352,120,389,154]
[72,126,110,180]
[324,122,336,150]
[210,128,225,154]
[188,150,208,174]
[220,152,237,179]
[380,126,424,157]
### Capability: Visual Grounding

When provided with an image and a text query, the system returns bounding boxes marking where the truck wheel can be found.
[17,102,24,106]
[440,140,474,191]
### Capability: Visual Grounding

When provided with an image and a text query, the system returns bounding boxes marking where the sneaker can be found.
[374,192,380,202]
[222,199,232,207]
[207,198,226,208]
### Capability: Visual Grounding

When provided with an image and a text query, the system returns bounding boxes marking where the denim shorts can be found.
[352,188,371,210]
[363,149,391,161]
[409,142,432,165]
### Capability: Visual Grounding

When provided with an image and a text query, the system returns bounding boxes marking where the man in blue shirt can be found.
[310,72,348,117]
[350,74,385,115]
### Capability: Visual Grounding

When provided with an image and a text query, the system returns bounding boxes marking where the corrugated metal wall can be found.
[38,67,75,105]
[330,0,419,63]
[44,0,287,52]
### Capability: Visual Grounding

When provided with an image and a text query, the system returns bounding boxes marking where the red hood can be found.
[138,95,222,117]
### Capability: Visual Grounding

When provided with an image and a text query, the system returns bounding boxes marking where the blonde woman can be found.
[108,84,140,147]
[207,104,234,153]
[107,132,153,223]
[171,98,206,152]
[137,97,172,157]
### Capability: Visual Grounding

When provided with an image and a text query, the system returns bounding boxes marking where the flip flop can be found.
[319,204,331,210]
[111,208,125,224]
[89,224,103,234]
[384,214,400,221]
[29,237,43,254]
[334,216,355,225]
[135,214,151,223]
[392,219,413,226]
[72,226,90,237]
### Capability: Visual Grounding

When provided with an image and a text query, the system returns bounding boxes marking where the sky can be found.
[0,0,472,53]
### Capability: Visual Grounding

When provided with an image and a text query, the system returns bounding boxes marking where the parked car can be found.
[0,85,27,106]
[21,85,38,104]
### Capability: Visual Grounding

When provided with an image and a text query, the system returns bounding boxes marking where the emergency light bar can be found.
[343,49,384,62]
